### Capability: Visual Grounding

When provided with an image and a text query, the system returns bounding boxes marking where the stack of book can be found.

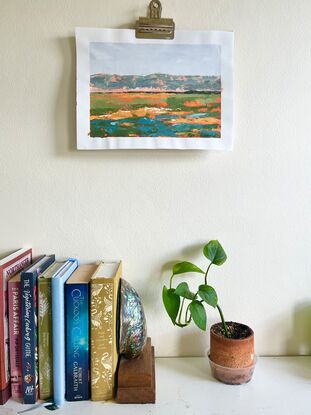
[0,248,137,406]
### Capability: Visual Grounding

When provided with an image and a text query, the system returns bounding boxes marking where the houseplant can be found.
[162,240,255,384]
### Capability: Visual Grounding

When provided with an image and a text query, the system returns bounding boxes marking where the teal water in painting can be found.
[91,114,220,138]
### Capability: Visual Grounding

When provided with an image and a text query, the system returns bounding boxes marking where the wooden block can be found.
[116,338,156,404]
[118,338,152,388]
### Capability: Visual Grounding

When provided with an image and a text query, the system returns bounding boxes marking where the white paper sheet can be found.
[76,28,233,150]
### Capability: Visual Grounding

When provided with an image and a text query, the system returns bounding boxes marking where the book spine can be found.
[90,280,115,401]
[52,279,62,406]
[66,283,89,401]
[0,251,31,404]
[52,259,79,406]
[21,273,37,404]
[0,265,8,405]
[8,279,22,399]
[38,279,52,400]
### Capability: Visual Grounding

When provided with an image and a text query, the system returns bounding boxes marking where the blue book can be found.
[65,264,96,401]
[52,258,79,406]
[21,255,55,404]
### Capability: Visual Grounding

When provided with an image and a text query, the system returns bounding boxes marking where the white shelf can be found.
[3,357,311,415]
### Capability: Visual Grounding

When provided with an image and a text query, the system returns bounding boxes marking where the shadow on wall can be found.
[54,36,76,154]
[0,250,16,259]
[159,241,207,281]
[177,326,209,356]
[287,301,311,355]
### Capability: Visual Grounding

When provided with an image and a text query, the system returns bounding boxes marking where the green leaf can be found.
[162,285,180,324]
[172,261,204,275]
[198,284,218,308]
[189,300,207,331]
[203,240,227,266]
[175,282,195,300]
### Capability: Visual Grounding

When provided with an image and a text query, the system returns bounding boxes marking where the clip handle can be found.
[149,0,162,19]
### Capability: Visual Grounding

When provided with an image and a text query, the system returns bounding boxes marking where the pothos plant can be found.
[162,240,231,338]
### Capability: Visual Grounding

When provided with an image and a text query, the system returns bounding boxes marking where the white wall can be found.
[1,0,311,357]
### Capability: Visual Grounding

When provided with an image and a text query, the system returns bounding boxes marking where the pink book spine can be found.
[8,280,22,399]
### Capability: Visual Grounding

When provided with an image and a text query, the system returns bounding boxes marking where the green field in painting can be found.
[90,92,221,138]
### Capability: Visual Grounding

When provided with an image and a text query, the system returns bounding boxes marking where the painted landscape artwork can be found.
[76,29,233,149]
[90,43,221,139]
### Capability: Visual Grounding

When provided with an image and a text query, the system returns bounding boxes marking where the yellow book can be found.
[90,261,122,401]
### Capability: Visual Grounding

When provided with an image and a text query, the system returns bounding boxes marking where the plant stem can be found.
[185,303,191,322]
[216,304,230,338]
[175,300,191,327]
[184,291,199,324]
[204,262,212,285]
[178,298,185,325]
[169,274,174,289]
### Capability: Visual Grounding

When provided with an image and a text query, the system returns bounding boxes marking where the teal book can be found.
[65,264,96,401]
[52,258,79,406]
[38,261,69,400]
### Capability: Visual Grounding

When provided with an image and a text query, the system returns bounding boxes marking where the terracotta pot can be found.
[209,321,255,384]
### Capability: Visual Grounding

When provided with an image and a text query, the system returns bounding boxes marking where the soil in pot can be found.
[209,321,255,384]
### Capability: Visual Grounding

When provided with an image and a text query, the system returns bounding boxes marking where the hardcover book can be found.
[90,261,122,401]
[38,261,67,400]
[21,255,55,404]
[0,248,32,404]
[65,264,96,401]
[8,274,22,400]
[52,258,79,406]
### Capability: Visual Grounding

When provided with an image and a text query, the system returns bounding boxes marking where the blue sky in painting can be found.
[90,42,220,76]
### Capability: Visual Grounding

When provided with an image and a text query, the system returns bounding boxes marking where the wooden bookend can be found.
[116,337,155,404]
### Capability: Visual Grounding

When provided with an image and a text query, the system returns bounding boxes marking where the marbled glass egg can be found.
[118,279,147,359]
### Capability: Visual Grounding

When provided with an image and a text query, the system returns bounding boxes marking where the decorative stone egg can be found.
[119,279,147,359]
